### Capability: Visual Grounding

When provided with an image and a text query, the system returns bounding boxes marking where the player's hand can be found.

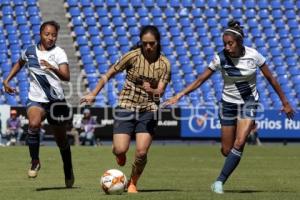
[40,60,54,70]
[162,95,180,107]
[80,92,96,105]
[3,81,17,95]
[143,82,152,93]
[281,102,295,119]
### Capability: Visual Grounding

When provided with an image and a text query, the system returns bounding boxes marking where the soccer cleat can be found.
[28,160,41,178]
[211,181,224,194]
[116,154,126,166]
[127,182,138,193]
[65,168,75,188]
[127,176,139,193]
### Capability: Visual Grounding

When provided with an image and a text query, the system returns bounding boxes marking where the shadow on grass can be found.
[226,190,295,194]
[137,189,182,193]
[36,186,80,191]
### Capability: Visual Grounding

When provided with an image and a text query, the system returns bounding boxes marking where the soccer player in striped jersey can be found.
[81,25,171,193]
[164,20,294,194]
[3,21,74,188]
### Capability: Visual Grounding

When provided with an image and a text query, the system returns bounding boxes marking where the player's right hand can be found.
[80,93,96,105]
[3,81,17,95]
[162,96,180,107]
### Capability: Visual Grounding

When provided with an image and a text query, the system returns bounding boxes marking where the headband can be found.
[224,29,243,38]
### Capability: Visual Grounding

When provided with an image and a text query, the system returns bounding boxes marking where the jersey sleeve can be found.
[112,50,137,72]
[21,49,27,62]
[208,54,221,71]
[160,58,171,83]
[57,48,69,65]
[255,51,266,68]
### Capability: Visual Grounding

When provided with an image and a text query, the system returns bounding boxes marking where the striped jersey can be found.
[21,44,68,103]
[208,46,266,104]
[113,48,171,112]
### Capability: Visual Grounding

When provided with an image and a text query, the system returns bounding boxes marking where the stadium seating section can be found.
[0,0,299,109]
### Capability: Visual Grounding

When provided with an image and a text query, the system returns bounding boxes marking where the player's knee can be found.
[112,146,127,156]
[221,147,231,157]
[28,121,41,130]
[234,138,246,150]
[135,149,147,158]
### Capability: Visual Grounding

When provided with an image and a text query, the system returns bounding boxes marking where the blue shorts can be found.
[113,107,158,135]
[219,100,258,126]
[27,99,72,125]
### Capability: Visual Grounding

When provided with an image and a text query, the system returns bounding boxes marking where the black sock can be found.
[27,129,40,161]
[59,144,73,179]
[217,148,242,184]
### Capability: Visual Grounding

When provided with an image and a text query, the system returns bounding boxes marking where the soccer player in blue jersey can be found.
[3,21,74,188]
[164,20,294,194]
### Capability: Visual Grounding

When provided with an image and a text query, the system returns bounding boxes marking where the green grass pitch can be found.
[0,144,299,200]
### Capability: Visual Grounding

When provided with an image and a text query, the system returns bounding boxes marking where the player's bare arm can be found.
[3,59,26,95]
[164,68,214,106]
[260,64,295,119]
[80,66,118,105]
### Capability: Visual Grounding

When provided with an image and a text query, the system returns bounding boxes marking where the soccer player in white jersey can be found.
[3,21,74,188]
[164,20,294,194]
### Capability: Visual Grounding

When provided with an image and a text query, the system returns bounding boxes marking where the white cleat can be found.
[28,161,41,178]
[211,181,224,194]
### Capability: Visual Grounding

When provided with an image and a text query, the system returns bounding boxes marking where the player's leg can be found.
[49,101,74,188]
[127,132,152,193]
[211,100,237,194]
[127,111,156,193]
[52,125,74,188]
[112,133,131,166]
[112,107,134,166]
[27,105,45,178]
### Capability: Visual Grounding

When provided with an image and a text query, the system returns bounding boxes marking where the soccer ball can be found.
[100,169,127,195]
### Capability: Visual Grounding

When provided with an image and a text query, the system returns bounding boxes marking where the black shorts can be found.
[113,107,158,135]
[219,100,258,126]
[27,99,72,125]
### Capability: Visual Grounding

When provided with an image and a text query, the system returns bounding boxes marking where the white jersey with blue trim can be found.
[208,46,266,104]
[21,44,68,103]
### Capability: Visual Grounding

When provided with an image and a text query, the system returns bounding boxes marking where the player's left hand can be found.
[281,102,295,119]
[40,60,54,70]
[143,82,152,93]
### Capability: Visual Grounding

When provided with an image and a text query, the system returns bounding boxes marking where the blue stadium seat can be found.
[111,7,122,17]
[118,0,129,7]
[153,17,164,27]
[98,16,110,26]
[245,0,256,8]
[206,0,217,8]
[27,0,38,6]
[1,6,13,15]
[126,17,137,27]
[123,7,135,17]
[287,19,298,28]
[27,6,40,16]
[137,7,148,17]
[66,0,78,7]
[232,9,243,19]
[151,7,162,17]
[79,45,90,56]
[278,28,289,38]
[258,9,269,19]
[90,36,101,46]
[218,8,229,18]
[260,19,272,28]
[81,54,93,65]
[29,16,41,25]
[219,0,230,8]
[83,7,94,17]
[115,26,126,36]
[272,9,283,19]
[285,10,296,19]
[140,17,150,26]
[270,0,281,9]
[191,8,202,19]
[2,15,14,25]
[182,0,193,7]
[88,26,100,36]
[85,16,97,26]
[183,27,194,37]
[170,27,180,37]
[16,15,28,25]
[81,0,92,7]
[72,16,84,26]
[207,18,218,28]
[204,8,216,18]
[96,54,106,65]
[257,0,269,8]
[164,7,175,17]
[74,26,86,36]
[15,5,26,15]
[112,17,123,27]
[102,26,113,36]
[76,36,88,46]
[166,18,177,27]
[69,7,81,16]
[264,28,276,38]
[274,19,285,28]
[103,36,115,46]
[96,7,108,17]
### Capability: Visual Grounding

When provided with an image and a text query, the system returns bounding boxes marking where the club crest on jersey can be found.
[247,59,255,68]
[49,55,55,62]
[223,64,233,69]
